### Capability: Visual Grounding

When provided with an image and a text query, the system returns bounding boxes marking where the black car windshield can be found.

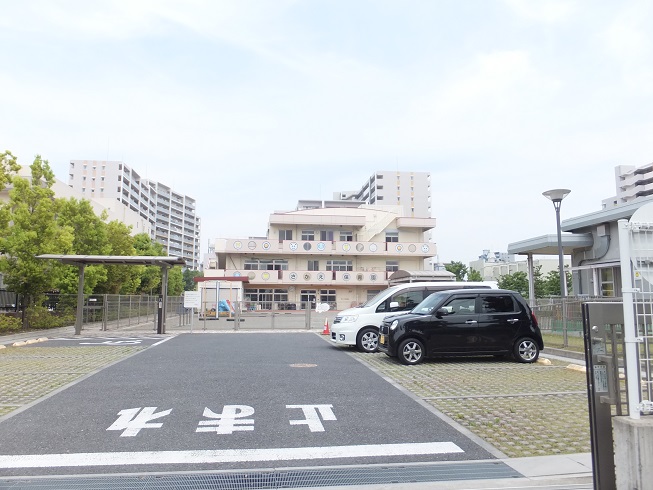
[411,291,448,314]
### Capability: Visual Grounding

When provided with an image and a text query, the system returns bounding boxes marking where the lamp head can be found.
[542,188,571,203]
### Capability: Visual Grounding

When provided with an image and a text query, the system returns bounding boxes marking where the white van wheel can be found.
[357,328,379,353]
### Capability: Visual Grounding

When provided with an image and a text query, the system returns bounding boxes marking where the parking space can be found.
[0,332,497,477]
[37,336,169,347]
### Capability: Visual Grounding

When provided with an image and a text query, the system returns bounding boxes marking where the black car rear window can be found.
[481,295,516,313]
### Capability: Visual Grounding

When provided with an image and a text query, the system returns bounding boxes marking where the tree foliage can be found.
[445,261,468,281]
[183,268,202,291]
[497,271,530,297]
[467,267,483,282]
[0,156,74,307]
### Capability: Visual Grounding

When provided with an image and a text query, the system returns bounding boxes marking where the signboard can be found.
[184,291,201,309]
[593,364,609,393]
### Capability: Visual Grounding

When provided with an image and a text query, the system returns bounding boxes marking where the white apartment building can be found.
[469,249,569,282]
[203,203,437,312]
[603,162,653,208]
[335,171,432,218]
[68,160,201,269]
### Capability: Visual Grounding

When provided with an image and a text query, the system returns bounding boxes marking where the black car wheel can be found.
[513,337,540,363]
[398,338,425,365]
[357,327,379,353]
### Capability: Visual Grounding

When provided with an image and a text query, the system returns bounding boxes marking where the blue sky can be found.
[1,0,652,264]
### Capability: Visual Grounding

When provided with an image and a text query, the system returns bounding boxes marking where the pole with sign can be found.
[184,291,202,333]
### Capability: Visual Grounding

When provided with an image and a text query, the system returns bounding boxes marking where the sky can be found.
[1,0,652,265]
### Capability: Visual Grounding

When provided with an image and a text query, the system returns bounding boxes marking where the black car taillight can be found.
[531,311,539,328]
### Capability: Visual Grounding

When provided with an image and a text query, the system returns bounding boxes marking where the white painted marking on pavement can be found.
[0,442,463,468]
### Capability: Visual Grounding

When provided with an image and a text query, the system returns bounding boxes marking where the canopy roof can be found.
[36,254,186,267]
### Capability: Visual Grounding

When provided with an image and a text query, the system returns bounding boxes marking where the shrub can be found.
[0,314,22,332]
[25,306,74,329]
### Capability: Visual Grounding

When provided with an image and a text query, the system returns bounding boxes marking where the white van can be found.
[329,281,498,352]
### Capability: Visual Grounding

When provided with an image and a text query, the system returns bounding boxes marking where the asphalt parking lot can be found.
[0,332,589,488]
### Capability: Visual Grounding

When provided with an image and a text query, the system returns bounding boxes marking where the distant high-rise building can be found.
[68,160,201,269]
[334,171,432,218]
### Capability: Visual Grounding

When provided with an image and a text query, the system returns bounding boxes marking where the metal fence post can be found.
[102,294,108,331]
[618,219,642,419]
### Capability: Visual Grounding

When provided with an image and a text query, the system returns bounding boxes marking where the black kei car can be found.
[377,288,543,365]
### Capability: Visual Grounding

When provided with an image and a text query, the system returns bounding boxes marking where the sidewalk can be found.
[0,326,594,489]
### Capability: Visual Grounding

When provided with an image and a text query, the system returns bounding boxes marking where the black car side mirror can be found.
[435,307,449,318]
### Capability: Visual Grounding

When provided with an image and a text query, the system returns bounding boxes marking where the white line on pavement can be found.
[0,442,463,468]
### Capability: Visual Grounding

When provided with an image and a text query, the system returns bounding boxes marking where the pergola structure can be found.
[36,254,186,335]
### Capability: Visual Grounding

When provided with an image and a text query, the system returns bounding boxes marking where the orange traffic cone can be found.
[322,318,330,335]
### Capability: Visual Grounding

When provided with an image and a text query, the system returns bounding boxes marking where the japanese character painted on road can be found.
[286,404,336,432]
[196,405,255,434]
[106,407,172,437]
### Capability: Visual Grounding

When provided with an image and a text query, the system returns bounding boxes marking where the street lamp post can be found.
[543,188,571,346]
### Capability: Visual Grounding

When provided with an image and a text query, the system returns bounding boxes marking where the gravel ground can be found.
[0,346,144,418]
[349,352,591,458]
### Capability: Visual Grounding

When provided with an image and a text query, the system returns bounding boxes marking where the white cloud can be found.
[502,0,576,23]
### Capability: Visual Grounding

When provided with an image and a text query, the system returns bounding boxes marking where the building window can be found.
[244,259,288,270]
[279,230,292,241]
[301,230,315,241]
[386,261,399,272]
[601,268,615,297]
[385,231,399,242]
[300,289,317,307]
[339,231,353,241]
[326,260,352,271]
[308,260,319,271]
[320,289,336,306]
[320,230,334,241]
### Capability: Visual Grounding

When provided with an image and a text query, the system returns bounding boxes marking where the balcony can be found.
[209,269,391,286]
[214,238,435,257]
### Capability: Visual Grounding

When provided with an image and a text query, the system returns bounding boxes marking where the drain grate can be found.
[0,461,522,489]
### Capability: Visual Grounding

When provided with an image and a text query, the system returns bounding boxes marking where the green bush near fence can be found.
[0,315,21,332]
[26,306,75,329]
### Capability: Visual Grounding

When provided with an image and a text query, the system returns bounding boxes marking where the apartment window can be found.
[326,260,352,271]
[320,230,334,241]
[301,230,315,241]
[386,261,399,272]
[279,230,292,241]
[339,231,353,241]
[70,162,75,169]
[308,260,319,271]
[385,231,399,242]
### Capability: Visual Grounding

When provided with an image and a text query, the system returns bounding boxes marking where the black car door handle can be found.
[465,320,478,324]
[507,319,519,324]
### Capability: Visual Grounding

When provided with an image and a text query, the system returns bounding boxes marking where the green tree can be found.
[183,268,202,291]
[0,150,20,189]
[167,266,184,296]
[445,261,468,281]
[467,267,483,282]
[497,271,529,297]
[96,221,142,294]
[0,156,74,314]
[56,198,110,294]
[133,233,165,294]
[542,267,573,296]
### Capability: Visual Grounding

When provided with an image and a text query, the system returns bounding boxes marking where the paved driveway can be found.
[0,332,501,478]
